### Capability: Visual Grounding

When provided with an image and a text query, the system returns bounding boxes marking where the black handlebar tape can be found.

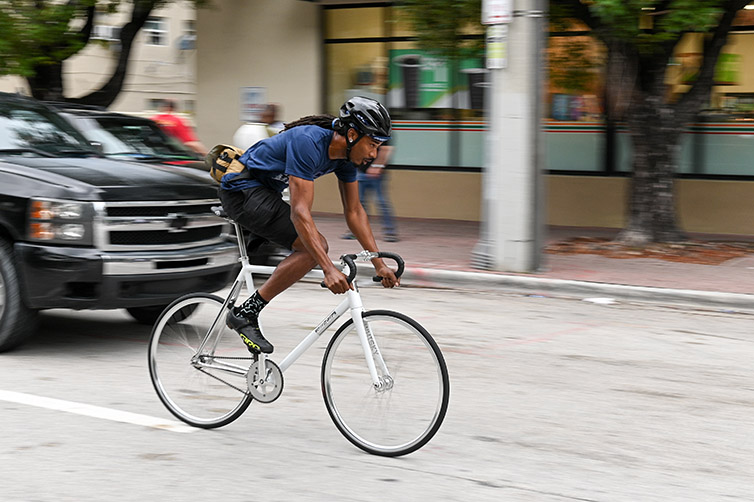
[372,252,405,282]
[320,254,359,288]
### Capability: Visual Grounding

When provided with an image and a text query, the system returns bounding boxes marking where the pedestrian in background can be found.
[343,141,399,242]
[151,99,208,156]
[261,103,285,137]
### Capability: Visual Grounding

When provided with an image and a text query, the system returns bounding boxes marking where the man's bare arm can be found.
[289,175,352,293]
[339,180,399,288]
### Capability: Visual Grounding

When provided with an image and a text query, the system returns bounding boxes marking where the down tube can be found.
[277,297,350,373]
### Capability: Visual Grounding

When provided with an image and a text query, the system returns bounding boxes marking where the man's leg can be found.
[229,233,328,354]
[343,177,370,240]
[222,187,324,353]
[358,177,368,210]
[257,234,327,301]
[374,174,397,239]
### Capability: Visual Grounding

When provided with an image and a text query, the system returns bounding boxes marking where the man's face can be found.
[348,129,381,166]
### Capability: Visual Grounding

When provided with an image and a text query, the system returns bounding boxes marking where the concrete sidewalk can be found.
[313,212,754,310]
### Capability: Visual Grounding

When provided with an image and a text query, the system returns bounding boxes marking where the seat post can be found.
[233,220,249,261]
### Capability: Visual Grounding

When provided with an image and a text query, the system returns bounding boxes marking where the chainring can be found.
[246,359,284,403]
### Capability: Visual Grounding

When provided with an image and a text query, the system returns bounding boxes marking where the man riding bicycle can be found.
[217,97,400,354]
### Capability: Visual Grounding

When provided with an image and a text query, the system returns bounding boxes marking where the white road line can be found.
[0,390,197,433]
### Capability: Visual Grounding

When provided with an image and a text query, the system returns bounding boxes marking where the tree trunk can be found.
[27,62,65,102]
[68,0,157,108]
[617,95,685,245]
[24,0,157,108]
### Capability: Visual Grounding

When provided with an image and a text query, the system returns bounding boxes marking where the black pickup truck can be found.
[0,92,238,352]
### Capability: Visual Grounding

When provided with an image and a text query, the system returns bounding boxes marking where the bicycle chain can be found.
[195,367,248,395]
[196,358,252,395]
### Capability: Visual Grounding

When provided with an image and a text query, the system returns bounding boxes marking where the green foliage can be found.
[0,0,206,79]
[0,0,97,77]
[587,0,726,52]
[398,0,484,61]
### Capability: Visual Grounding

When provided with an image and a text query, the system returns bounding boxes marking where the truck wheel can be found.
[127,303,198,325]
[0,239,39,352]
[126,305,169,325]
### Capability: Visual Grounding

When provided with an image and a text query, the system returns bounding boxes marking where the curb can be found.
[397,266,754,311]
[251,262,754,312]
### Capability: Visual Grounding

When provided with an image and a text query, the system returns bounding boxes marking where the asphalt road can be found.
[1,283,752,501]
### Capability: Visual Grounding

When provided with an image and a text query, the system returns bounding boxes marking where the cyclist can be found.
[217,96,400,354]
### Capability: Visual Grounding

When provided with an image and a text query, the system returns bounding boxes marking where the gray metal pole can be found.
[471,0,546,273]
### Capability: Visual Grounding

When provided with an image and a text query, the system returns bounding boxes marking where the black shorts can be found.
[219,186,298,250]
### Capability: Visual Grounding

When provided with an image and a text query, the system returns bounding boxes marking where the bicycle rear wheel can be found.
[148,293,253,428]
[322,310,449,456]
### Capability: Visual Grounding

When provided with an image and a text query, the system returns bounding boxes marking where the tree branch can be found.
[676,0,749,120]
[653,1,673,17]
[69,0,160,107]
[78,3,96,44]
[553,0,601,30]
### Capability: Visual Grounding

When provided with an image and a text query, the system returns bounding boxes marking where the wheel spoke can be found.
[148,294,253,428]
[322,311,449,456]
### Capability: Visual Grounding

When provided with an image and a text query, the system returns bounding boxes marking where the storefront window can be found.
[325,43,388,115]
[324,4,754,177]
[545,32,606,172]
[386,42,486,120]
[324,4,486,170]
[325,7,388,115]
[325,7,385,40]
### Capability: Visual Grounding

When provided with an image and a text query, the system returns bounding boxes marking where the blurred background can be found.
[2,0,753,233]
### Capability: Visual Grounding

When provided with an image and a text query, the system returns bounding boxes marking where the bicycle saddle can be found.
[211,205,228,219]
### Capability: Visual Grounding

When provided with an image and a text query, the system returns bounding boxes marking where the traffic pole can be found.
[472,0,547,272]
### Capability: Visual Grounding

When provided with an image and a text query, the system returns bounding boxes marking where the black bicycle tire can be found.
[321,310,450,457]
[148,292,253,429]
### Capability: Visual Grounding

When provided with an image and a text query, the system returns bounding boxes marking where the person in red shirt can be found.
[151,99,208,156]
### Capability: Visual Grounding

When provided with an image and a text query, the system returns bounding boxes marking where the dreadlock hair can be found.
[284,114,342,132]
[283,113,355,160]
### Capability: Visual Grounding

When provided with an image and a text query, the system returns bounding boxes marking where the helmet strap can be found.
[345,128,365,162]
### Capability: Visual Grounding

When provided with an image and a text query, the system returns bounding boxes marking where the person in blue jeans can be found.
[343,141,399,242]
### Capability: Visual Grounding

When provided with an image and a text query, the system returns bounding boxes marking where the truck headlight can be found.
[28,199,94,246]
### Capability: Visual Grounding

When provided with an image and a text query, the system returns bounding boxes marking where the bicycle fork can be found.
[347,288,393,392]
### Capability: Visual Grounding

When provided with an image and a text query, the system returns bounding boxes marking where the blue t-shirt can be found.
[221,125,357,192]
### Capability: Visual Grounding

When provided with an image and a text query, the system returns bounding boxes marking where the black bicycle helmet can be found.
[339,96,392,142]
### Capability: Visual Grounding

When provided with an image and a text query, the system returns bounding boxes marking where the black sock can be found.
[236,290,268,319]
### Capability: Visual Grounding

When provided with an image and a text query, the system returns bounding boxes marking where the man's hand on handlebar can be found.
[375,264,400,288]
[323,267,352,294]
[321,253,403,292]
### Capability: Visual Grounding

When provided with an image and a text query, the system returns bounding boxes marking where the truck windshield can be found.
[0,100,94,156]
[73,116,198,161]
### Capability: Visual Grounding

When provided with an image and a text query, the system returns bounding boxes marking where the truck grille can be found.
[94,199,228,251]
[105,204,216,217]
[110,226,222,245]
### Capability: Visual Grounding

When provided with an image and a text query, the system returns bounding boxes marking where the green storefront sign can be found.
[388,49,486,109]
[715,53,741,85]
[680,52,741,85]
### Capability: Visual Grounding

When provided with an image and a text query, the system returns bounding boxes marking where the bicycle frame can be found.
[194,220,391,391]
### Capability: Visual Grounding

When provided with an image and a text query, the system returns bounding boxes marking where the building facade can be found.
[0,3,199,115]
[195,0,754,236]
[8,1,748,234]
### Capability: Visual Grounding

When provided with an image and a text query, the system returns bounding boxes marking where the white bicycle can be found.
[148,207,450,457]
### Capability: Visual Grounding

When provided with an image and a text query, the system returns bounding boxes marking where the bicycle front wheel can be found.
[322,310,450,456]
[148,293,253,428]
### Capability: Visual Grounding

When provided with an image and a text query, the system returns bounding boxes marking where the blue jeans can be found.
[358,171,396,235]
